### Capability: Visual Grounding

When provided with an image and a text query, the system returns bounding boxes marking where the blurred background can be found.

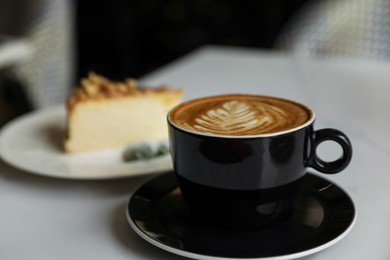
[0,0,389,126]
[76,0,307,79]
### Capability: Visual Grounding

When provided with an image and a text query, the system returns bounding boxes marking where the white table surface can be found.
[1,45,390,260]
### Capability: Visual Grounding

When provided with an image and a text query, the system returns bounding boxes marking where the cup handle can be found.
[310,128,352,174]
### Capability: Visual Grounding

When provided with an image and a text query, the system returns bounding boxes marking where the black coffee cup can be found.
[167,94,352,230]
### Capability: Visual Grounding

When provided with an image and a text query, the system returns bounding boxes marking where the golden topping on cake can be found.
[67,72,181,111]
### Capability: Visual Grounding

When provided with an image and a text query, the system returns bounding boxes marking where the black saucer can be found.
[126,172,356,260]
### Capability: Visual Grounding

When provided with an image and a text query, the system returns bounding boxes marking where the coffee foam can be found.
[169,94,313,136]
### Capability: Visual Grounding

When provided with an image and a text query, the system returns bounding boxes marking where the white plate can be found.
[0,106,172,179]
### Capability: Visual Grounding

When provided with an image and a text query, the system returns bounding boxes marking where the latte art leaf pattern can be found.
[172,95,311,136]
[187,101,270,134]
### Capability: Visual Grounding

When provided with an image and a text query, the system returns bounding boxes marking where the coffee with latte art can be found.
[169,94,313,136]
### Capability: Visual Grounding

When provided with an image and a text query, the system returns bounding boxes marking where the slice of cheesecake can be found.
[64,72,183,153]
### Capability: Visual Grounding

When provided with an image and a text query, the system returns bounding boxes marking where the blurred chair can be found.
[275,0,390,61]
[0,37,33,126]
[0,0,75,111]
[0,37,32,68]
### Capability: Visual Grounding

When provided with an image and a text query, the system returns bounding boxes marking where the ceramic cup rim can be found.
[168,93,315,139]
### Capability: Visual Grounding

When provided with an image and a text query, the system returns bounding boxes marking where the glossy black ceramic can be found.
[168,103,352,229]
[127,172,356,259]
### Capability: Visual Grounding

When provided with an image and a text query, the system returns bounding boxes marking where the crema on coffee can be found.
[169,94,313,136]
